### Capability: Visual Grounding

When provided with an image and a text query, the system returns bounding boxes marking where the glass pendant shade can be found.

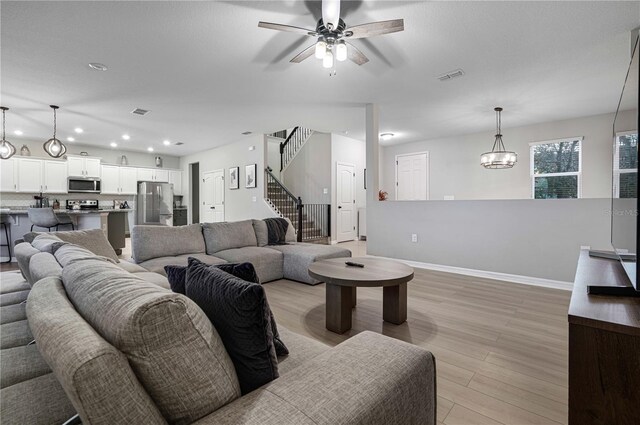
[336,41,347,62]
[0,107,16,160]
[315,39,327,59]
[323,50,334,68]
[480,107,517,169]
[43,105,67,158]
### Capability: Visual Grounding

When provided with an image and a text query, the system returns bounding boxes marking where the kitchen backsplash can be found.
[0,193,137,209]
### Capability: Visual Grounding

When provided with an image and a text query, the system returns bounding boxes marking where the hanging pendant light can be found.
[0,107,17,160]
[480,107,517,169]
[43,105,67,158]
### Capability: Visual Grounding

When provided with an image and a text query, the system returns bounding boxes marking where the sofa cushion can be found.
[275,327,329,376]
[0,320,33,349]
[133,272,171,290]
[269,243,352,285]
[0,373,77,425]
[284,217,296,243]
[214,247,284,283]
[53,243,117,267]
[167,260,288,357]
[203,220,258,254]
[29,251,63,283]
[0,271,31,294]
[27,276,167,425]
[13,242,40,285]
[1,344,51,388]
[131,224,206,263]
[0,303,26,325]
[31,229,119,262]
[139,253,226,276]
[62,258,241,424]
[0,289,29,307]
[31,234,63,253]
[185,258,279,395]
[252,219,268,247]
[116,260,148,273]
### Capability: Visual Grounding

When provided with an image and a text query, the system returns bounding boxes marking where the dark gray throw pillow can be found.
[185,258,279,394]
[165,260,289,356]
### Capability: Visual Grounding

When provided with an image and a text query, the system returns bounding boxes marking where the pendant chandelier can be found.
[480,107,517,169]
[43,105,67,158]
[0,107,17,160]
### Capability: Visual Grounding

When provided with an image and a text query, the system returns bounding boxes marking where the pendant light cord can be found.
[1,108,5,140]
[53,108,57,138]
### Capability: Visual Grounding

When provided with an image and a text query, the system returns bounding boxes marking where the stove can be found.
[66,199,99,210]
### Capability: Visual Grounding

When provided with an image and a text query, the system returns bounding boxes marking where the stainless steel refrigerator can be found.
[137,182,174,226]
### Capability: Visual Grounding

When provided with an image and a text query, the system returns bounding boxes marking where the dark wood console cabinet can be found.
[568,251,640,424]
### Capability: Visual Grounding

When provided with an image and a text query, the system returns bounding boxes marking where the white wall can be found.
[381,111,636,200]
[179,134,276,223]
[266,136,281,179]
[281,132,331,204]
[331,134,366,241]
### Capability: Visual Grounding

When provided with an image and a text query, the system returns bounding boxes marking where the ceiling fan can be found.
[258,0,404,69]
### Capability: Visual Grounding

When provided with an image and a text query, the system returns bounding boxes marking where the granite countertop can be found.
[1,208,133,215]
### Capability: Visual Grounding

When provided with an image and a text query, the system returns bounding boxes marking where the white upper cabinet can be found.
[137,167,169,183]
[169,170,182,195]
[43,161,68,193]
[101,165,121,194]
[0,158,17,192]
[120,167,138,195]
[155,169,169,183]
[68,156,101,177]
[17,158,43,192]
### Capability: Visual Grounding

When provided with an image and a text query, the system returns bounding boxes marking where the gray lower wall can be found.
[367,198,615,282]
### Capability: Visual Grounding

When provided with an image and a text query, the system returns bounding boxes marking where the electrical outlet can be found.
[580,245,591,250]
[411,234,418,243]
[252,196,256,202]
[323,188,328,194]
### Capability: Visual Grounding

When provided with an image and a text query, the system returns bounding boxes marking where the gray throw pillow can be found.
[185,258,279,394]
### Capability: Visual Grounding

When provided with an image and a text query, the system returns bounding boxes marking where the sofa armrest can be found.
[195,331,436,425]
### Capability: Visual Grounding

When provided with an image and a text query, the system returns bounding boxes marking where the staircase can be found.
[265,168,330,244]
[279,126,313,171]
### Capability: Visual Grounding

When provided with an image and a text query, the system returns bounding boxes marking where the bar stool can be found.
[0,214,12,263]
[27,208,75,232]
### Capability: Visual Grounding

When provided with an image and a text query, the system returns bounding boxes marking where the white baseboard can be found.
[366,255,573,291]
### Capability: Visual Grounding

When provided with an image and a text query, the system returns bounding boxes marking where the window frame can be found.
[613,130,638,198]
[529,137,583,199]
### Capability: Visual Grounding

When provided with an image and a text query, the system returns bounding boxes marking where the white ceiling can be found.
[1,1,639,156]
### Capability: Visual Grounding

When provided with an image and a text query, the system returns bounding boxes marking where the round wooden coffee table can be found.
[308,257,414,334]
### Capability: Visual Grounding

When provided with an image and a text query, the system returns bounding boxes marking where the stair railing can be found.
[280,126,313,171]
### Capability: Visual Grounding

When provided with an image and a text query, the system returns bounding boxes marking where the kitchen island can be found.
[0,208,133,257]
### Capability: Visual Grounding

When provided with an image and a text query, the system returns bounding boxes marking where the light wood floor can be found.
[265,243,571,425]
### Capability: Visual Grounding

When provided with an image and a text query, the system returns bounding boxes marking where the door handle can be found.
[210,206,215,209]
[338,206,342,209]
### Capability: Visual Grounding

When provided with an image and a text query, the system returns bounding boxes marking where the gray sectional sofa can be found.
[132,219,352,285]
[1,226,437,424]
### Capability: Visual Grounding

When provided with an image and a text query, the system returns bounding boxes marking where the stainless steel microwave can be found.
[68,177,101,193]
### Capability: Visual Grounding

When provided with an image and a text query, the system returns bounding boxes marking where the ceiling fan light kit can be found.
[258,0,404,71]
[43,105,67,158]
[480,107,517,169]
[0,107,17,160]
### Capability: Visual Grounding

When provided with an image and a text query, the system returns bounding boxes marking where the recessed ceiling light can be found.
[67,137,75,142]
[88,63,108,71]
[110,142,118,148]
[74,127,83,134]
[14,130,23,136]
[122,134,130,140]
[380,133,394,141]
[147,147,154,152]
[163,140,171,146]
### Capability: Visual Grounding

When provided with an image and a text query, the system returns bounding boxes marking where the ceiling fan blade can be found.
[290,44,317,63]
[345,19,404,39]
[346,42,369,65]
[258,21,317,36]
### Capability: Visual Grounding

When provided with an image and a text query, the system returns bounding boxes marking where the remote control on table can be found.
[345,261,365,268]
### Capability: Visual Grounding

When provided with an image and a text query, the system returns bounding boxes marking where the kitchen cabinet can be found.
[0,158,17,192]
[68,156,101,177]
[43,161,68,193]
[169,170,182,195]
[102,165,139,195]
[137,167,169,183]
[17,158,44,192]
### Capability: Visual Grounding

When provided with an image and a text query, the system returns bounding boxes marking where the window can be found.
[614,132,638,198]
[530,137,582,199]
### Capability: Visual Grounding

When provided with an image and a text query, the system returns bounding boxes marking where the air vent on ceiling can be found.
[437,69,465,81]
[131,108,150,116]
[174,142,184,146]
[241,131,252,135]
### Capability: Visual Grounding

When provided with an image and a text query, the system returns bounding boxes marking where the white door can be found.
[396,152,429,200]
[43,161,68,193]
[101,165,120,194]
[84,158,102,178]
[17,158,43,192]
[336,162,356,242]
[137,168,154,181]
[202,170,224,223]
[119,167,138,195]
[0,158,16,192]
[67,157,85,177]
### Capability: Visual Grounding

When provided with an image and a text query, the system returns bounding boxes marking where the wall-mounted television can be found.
[590,34,639,295]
